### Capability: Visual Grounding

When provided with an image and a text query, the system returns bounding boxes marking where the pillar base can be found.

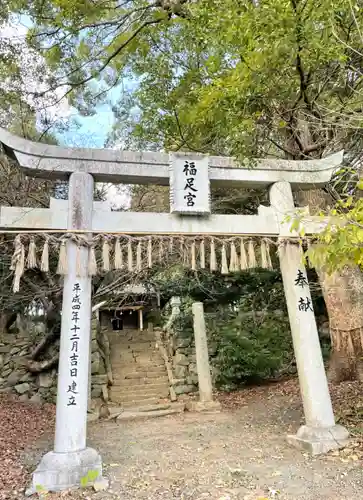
[186,400,221,413]
[287,424,350,455]
[27,447,102,494]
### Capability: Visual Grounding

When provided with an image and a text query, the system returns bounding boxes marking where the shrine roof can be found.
[0,128,343,189]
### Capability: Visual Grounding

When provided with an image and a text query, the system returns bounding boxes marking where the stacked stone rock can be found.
[171,334,198,395]
[90,320,110,401]
[0,319,109,404]
[0,331,50,402]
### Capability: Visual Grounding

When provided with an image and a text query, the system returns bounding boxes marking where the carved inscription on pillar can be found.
[294,269,313,312]
[67,282,82,407]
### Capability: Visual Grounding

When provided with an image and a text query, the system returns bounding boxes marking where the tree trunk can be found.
[25,354,59,373]
[0,311,17,334]
[319,267,363,382]
[97,329,113,385]
[296,188,363,382]
[30,328,59,360]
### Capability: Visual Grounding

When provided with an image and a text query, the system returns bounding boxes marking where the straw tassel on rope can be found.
[200,239,205,269]
[114,238,123,269]
[11,235,25,293]
[191,241,196,271]
[239,238,248,270]
[221,242,229,275]
[347,331,355,355]
[57,239,68,275]
[159,239,164,262]
[40,237,49,272]
[210,238,217,271]
[266,241,273,270]
[127,240,133,271]
[136,241,142,272]
[181,237,188,266]
[75,243,82,277]
[88,243,98,276]
[147,237,152,268]
[260,239,268,269]
[27,237,37,269]
[247,240,256,269]
[102,238,110,272]
[229,241,239,272]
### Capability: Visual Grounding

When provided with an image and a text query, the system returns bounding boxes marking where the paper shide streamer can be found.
[7,233,279,291]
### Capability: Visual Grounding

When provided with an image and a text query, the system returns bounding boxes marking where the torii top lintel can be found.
[0,128,343,189]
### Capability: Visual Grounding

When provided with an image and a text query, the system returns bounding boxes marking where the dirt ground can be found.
[19,380,363,500]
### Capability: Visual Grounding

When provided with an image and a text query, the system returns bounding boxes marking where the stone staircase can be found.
[108,329,183,417]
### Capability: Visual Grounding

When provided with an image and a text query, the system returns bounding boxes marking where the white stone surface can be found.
[0,205,66,229]
[0,127,343,188]
[270,181,349,452]
[0,207,280,234]
[192,302,213,403]
[31,447,102,493]
[32,172,103,491]
[93,477,109,491]
[287,424,349,455]
[92,211,279,235]
[170,153,210,215]
[55,172,94,453]
[0,201,332,237]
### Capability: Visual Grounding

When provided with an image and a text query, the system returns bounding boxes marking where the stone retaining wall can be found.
[156,311,200,397]
[0,318,110,403]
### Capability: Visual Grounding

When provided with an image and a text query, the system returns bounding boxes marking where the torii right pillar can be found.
[270,181,349,454]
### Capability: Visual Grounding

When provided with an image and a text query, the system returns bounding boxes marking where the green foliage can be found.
[6,0,363,158]
[35,484,48,498]
[149,267,284,308]
[80,469,99,488]
[172,302,295,389]
[304,193,363,272]
[209,310,294,389]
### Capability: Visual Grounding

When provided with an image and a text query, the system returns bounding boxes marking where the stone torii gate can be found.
[0,129,349,492]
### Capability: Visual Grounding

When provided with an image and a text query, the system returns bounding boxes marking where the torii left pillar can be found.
[31,173,102,492]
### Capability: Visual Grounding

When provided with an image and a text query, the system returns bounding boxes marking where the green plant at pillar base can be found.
[80,469,99,488]
[35,484,48,498]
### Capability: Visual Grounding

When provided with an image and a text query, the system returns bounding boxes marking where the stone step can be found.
[108,401,181,419]
[111,356,136,363]
[111,348,162,359]
[109,396,162,406]
[110,384,169,395]
[109,335,156,343]
[132,359,164,366]
[112,341,156,349]
[111,357,163,363]
[111,356,163,365]
[119,368,167,379]
[112,376,169,386]
[113,370,167,377]
[112,365,164,372]
[111,364,166,372]
[111,392,170,404]
[110,388,169,400]
[111,383,169,394]
[110,344,157,352]
[115,406,185,421]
